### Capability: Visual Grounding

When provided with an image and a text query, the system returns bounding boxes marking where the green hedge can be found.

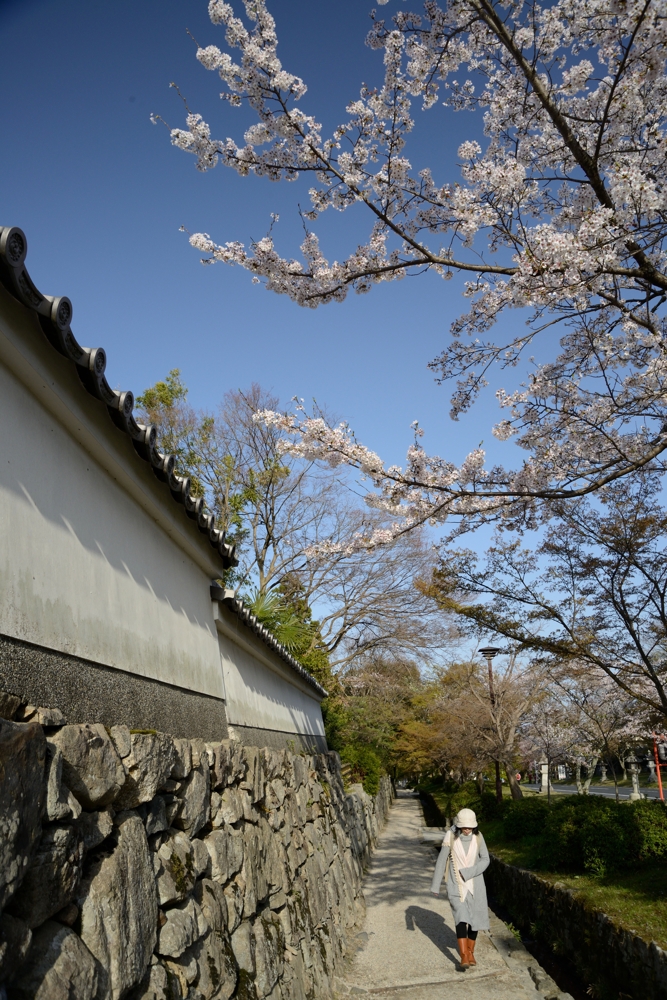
[538,796,667,876]
[421,782,667,877]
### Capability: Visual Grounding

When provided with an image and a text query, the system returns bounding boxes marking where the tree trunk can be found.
[609,757,620,803]
[575,761,584,795]
[476,772,485,795]
[582,757,599,794]
[494,760,503,803]
[505,766,523,800]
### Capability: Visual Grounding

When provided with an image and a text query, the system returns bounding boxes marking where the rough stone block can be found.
[269,889,287,912]
[171,739,192,780]
[162,793,182,827]
[189,928,237,1000]
[190,739,206,768]
[241,746,264,803]
[77,808,114,852]
[127,962,171,1000]
[203,828,242,886]
[50,724,125,809]
[0,913,31,984]
[154,829,197,905]
[231,920,255,976]
[0,718,47,911]
[194,878,226,933]
[216,786,244,826]
[224,879,244,935]
[229,741,247,785]
[157,897,206,959]
[173,759,210,839]
[205,741,229,791]
[192,838,209,877]
[243,838,271,906]
[45,742,83,822]
[109,726,131,759]
[79,811,158,1000]
[7,823,84,928]
[115,733,177,810]
[254,911,285,998]
[144,795,168,837]
[265,778,287,811]
[34,706,66,726]
[0,690,21,720]
[261,748,284,782]
[292,756,308,790]
[9,920,98,1000]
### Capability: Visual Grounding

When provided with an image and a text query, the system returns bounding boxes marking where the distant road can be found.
[523,782,662,801]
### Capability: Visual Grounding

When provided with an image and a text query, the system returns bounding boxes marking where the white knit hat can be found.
[454,808,477,829]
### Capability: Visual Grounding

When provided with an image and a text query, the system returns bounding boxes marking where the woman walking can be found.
[430,808,490,970]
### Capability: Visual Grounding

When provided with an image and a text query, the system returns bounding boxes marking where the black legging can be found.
[456,922,478,940]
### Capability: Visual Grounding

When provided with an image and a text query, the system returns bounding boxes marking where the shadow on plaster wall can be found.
[1,466,213,634]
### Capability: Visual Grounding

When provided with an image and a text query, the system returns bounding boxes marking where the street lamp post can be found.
[479,645,503,803]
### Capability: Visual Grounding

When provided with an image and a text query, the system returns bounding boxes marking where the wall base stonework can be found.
[486,854,667,1000]
[0,633,230,742]
[0,690,393,1000]
[227,724,328,755]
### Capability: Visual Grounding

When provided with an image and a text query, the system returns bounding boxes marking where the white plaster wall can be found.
[218,632,325,736]
[0,361,225,699]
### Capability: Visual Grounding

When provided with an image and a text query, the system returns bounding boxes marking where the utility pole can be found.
[479,645,503,804]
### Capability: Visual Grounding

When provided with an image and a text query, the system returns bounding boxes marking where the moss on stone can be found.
[168,851,194,896]
[207,953,221,989]
[233,968,258,999]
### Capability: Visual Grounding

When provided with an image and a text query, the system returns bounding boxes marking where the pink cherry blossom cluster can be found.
[166,0,667,547]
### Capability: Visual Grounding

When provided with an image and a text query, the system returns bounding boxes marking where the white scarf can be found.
[444,831,478,901]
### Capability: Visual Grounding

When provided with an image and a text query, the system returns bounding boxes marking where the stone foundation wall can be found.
[486,854,667,1000]
[0,698,394,1000]
[0,633,230,742]
[225,726,327,755]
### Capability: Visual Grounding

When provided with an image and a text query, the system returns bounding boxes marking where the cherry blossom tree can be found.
[426,471,667,721]
[557,671,647,799]
[522,694,580,803]
[163,0,667,543]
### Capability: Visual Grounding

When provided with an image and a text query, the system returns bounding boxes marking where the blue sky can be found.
[1,0,529,505]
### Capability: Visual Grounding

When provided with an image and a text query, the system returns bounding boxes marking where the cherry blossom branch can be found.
[161,0,667,544]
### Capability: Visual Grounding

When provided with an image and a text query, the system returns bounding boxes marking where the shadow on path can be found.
[404,906,458,964]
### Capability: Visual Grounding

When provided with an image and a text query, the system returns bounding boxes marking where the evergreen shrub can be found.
[420,780,667,876]
[340,745,383,796]
[435,780,483,820]
[502,797,550,839]
[501,795,667,875]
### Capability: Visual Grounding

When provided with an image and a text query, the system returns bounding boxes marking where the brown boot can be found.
[468,938,477,966]
[457,938,470,969]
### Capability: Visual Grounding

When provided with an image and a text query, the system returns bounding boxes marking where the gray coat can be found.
[430,831,490,931]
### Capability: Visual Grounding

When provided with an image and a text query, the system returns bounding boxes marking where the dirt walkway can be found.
[335,791,571,1000]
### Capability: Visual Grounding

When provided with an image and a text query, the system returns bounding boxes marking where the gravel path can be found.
[335,791,572,1000]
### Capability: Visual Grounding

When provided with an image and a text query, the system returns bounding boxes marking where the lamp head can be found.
[479,646,501,659]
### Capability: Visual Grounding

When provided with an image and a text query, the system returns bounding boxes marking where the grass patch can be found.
[487,828,667,950]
